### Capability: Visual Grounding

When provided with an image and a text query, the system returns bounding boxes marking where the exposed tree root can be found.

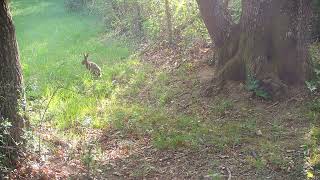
[202,50,244,97]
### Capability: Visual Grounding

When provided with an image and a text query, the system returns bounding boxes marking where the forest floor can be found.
[8,0,319,180]
[11,42,315,180]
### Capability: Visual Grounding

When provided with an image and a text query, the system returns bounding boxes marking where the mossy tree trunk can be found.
[0,0,25,165]
[197,0,312,98]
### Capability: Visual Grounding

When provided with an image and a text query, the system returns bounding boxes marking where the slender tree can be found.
[197,0,313,98]
[165,0,173,44]
[0,0,25,165]
[132,1,144,38]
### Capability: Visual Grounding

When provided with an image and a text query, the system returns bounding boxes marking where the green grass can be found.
[305,99,320,179]
[12,0,131,129]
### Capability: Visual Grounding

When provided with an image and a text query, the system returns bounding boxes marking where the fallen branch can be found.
[267,101,279,109]
[0,146,16,150]
[220,166,232,180]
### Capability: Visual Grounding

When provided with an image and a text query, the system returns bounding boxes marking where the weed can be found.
[211,98,234,117]
[240,118,257,134]
[248,157,268,171]
[306,43,320,93]
[309,127,320,176]
[246,75,271,100]
[81,143,94,177]
[0,120,13,174]
[150,72,176,105]
[270,120,284,142]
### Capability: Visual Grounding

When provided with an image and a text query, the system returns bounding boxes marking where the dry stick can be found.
[36,84,86,156]
[0,146,16,150]
[38,86,61,156]
[226,166,232,180]
[267,101,279,109]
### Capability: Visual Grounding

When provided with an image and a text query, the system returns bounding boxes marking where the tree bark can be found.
[0,0,25,164]
[132,1,144,39]
[197,0,312,98]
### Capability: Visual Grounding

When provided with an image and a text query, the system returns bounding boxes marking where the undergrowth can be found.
[306,99,320,179]
[305,42,320,179]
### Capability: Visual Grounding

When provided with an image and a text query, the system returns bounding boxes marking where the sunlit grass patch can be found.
[12,0,131,131]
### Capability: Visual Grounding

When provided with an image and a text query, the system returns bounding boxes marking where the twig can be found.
[0,146,16,150]
[226,166,232,180]
[38,86,61,155]
[267,101,279,109]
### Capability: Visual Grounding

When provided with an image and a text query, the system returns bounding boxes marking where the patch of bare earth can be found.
[88,42,310,179]
[98,42,310,179]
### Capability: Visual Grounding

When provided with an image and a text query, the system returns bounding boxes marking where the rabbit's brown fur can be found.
[82,53,102,77]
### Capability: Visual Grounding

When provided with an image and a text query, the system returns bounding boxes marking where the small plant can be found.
[270,120,283,141]
[81,142,95,178]
[0,119,14,175]
[306,43,320,93]
[240,118,257,134]
[306,127,320,179]
[252,157,267,170]
[212,98,234,117]
[246,75,271,99]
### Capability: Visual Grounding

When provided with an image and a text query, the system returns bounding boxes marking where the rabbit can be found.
[82,53,102,77]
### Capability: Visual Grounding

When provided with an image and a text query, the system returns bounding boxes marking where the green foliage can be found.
[305,98,320,179]
[0,120,14,175]
[211,98,234,117]
[306,126,320,179]
[246,75,271,100]
[89,0,208,44]
[228,0,242,23]
[306,43,320,93]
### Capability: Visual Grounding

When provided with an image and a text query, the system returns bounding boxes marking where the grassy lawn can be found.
[12,0,132,129]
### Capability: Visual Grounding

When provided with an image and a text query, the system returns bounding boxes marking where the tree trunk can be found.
[165,0,173,45]
[312,0,320,41]
[132,1,144,39]
[0,0,25,165]
[197,0,312,98]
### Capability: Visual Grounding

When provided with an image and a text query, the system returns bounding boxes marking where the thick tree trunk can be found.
[197,0,312,98]
[312,0,320,41]
[0,0,25,164]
